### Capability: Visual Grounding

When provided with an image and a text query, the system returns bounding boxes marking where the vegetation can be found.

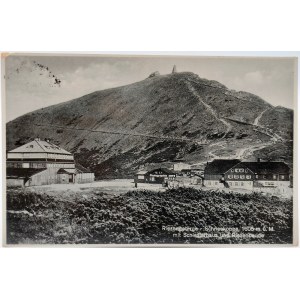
[6,188,293,244]
[7,72,293,179]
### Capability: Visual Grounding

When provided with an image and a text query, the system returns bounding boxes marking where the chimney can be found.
[172,65,177,74]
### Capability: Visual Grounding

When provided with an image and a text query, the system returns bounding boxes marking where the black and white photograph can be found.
[2,54,297,246]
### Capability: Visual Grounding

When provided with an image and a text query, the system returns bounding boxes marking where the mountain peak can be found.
[6,71,292,179]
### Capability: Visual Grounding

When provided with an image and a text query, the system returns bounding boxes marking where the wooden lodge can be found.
[6,138,95,187]
[204,159,291,194]
[134,168,176,185]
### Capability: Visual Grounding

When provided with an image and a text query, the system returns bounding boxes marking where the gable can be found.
[9,140,45,153]
[225,162,254,174]
[204,159,241,175]
[9,139,72,155]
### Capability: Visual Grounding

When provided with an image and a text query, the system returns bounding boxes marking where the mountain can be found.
[6,72,293,178]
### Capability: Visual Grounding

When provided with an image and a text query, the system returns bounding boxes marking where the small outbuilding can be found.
[134,168,176,185]
[7,168,48,187]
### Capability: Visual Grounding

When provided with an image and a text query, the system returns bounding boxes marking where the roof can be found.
[204,159,241,175]
[57,168,77,174]
[148,168,176,175]
[238,162,290,174]
[75,163,92,173]
[8,139,72,155]
[135,170,148,175]
[6,168,47,178]
[58,165,93,175]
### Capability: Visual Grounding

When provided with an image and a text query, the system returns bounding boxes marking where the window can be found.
[229,182,232,186]
[228,175,233,179]
[207,181,211,185]
[240,175,245,179]
[245,169,248,173]
[234,175,239,179]
[231,169,234,173]
[240,168,244,172]
[273,175,277,180]
[280,175,285,180]
[215,182,218,185]
[235,182,239,186]
[241,182,244,186]
[235,168,239,172]
[256,175,258,179]
[246,175,251,179]
[138,175,144,179]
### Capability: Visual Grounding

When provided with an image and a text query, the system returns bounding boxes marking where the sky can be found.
[4,54,297,122]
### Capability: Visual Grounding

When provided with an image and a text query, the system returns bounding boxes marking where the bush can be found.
[6,188,293,244]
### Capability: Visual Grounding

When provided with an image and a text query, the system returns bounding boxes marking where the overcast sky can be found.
[5,54,296,121]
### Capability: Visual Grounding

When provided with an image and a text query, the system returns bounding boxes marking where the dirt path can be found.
[236,140,273,159]
[34,123,205,144]
[252,108,284,142]
[186,81,232,134]
[253,108,269,126]
[186,82,284,162]
[28,179,167,196]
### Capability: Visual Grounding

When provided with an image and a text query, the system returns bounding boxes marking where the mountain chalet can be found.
[204,159,291,194]
[6,138,94,187]
[134,168,176,185]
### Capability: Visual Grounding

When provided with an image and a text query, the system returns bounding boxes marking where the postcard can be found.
[2,53,298,246]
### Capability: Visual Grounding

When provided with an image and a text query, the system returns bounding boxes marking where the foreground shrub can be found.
[6,188,293,244]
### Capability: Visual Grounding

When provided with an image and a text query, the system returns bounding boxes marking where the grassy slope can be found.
[6,188,293,245]
[260,106,294,140]
[6,72,293,179]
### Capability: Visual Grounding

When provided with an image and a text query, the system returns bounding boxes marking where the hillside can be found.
[6,72,293,178]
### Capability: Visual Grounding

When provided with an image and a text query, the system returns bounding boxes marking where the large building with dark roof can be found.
[204,159,291,194]
[204,159,241,188]
[6,138,94,187]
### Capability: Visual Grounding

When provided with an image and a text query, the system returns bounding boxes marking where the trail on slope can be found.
[186,81,275,161]
[186,81,232,134]
[235,141,273,159]
[185,96,286,162]
[253,108,269,126]
[253,108,284,142]
[33,123,207,144]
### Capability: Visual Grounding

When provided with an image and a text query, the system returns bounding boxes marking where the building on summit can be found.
[6,138,94,187]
